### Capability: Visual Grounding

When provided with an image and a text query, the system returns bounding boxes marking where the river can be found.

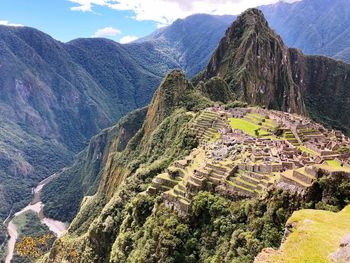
[4,169,68,263]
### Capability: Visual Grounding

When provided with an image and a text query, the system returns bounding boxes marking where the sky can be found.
[0,0,301,43]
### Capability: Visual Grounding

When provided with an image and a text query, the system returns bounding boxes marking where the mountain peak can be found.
[143,69,193,138]
[223,8,269,42]
[237,8,269,27]
[201,7,305,114]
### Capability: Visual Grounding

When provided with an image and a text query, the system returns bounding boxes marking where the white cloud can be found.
[0,20,23,27]
[69,0,108,12]
[93,27,121,37]
[69,0,302,26]
[119,35,139,44]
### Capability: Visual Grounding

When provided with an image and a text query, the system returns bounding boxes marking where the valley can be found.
[4,170,67,263]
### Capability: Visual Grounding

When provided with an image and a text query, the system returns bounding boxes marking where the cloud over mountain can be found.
[69,0,301,26]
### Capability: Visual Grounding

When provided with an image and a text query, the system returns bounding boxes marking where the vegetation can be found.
[12,211,55,263]
[105,184,347,263]
[16,234,54,261]
[42,107,148,222]
[269,205,350,263]
[326,159,342,168]
[229,118,270,137]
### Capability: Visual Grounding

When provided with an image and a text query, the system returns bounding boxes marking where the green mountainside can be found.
[2,0,350,237]
[137,14,235,78]
[40,9,350,263]
[0,24,177,245]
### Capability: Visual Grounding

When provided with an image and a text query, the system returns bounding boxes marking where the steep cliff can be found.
[200,9,305,114]
[41,107,148,222]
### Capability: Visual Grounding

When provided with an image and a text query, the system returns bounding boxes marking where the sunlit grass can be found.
[272,206,350,263]
[229,118,270,137]
[298,146,318,156]
[326,159,342,168]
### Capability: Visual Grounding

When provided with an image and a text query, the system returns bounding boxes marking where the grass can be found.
[227,180,254,193]
[229,118,270,137]
[326,159,342,168]
[298,146,318,156]
[271,205,350,263]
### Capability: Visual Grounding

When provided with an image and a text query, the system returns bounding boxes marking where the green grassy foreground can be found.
[270,205,350,263]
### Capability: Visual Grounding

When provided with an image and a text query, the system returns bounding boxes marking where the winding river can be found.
[5,170,68,263]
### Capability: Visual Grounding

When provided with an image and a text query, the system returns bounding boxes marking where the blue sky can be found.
[0,0,300,43]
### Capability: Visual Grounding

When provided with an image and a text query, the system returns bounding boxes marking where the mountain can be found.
[41,9,350,263]
[136,14,235,77]
[0,25,178,236]
[198,8,305,114]
[41,107,148,222]
[261,0,350,63]
[198,8,350,135]
[136,0,350,76]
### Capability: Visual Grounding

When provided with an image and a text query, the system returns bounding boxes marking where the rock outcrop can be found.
[330,234,350,262]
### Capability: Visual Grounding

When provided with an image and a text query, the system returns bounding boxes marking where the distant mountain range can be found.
[261,0,350,62]
[136,14,235,77]
[137,0,350,75]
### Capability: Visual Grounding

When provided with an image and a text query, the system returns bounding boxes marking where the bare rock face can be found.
[330,234,350,262]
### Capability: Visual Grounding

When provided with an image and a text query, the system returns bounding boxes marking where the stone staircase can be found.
[279,165,318,190]
[227,170,274,197]
[146,157,191,195]
[297,128,323,142]
[283,129,300,147]
[162,160,236,215]
[191,111,227,142]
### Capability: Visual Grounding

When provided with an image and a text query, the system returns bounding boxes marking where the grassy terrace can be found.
[326,159,342,168]
[229,118,270,137]
[270,205,350,263]
[298,146,318,156]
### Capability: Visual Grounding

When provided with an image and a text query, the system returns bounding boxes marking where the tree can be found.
[16,234,54,260]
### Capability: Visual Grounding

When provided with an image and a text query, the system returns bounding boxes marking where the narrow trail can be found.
[5,169,68,263]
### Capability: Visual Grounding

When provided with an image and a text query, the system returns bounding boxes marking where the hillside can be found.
[255,206,350,262]
[39,9,350,263]
[0,24,177,246]
[261,0,350,63]
[2,1,350,232]
[136,14,235,77]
